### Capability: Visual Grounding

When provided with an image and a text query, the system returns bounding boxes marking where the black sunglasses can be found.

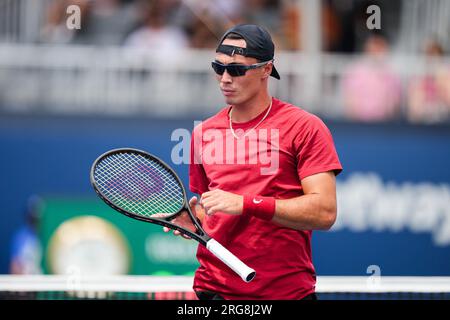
[211,60,273,77]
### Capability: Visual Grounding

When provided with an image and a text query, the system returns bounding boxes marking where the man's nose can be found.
[221,70,233,83]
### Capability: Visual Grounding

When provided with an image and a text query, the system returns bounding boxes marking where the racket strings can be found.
[94,152,184,216]
[106,153,182,214]
[97,154,181,215]
[123,154,183,213]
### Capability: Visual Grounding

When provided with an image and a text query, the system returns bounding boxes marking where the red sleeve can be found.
[295,114,343,180]
[189,125,210,195]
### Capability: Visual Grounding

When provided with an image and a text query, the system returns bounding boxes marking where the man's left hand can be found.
[200,189,243,216]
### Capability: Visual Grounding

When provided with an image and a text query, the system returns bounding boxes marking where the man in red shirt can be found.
[166,24,342,300]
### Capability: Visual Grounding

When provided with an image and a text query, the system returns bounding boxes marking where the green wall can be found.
[39,196,199,275]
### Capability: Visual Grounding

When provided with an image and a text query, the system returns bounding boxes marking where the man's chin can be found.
[223,96,239,105]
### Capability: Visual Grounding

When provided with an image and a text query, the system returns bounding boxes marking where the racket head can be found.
[90,148,187,222]
[91,148,255,282]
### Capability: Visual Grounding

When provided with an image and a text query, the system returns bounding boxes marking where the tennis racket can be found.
[90,148,256,282]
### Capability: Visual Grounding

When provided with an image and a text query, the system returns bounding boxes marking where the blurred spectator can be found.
[182,0,243,29]
[407,41,450,123]
[174,0,243,48]
[321,0,342,52]
[279,0,300,50]
[9,196,43,274]
[278,0,343,51]
[72,0,139,46]
[186,13,223,49]
[243,0,281,28]
[342,33,402,122]
[41,0,138,46]
[123,0,189,56]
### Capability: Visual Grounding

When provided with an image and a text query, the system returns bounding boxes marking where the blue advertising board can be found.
[1,115,449,275]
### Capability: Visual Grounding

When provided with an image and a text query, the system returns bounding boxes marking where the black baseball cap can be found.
[216,24,280,80]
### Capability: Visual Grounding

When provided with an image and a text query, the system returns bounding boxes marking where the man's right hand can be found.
[154,196,204,239]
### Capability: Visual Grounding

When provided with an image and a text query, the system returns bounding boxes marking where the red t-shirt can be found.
[189,97,342,299]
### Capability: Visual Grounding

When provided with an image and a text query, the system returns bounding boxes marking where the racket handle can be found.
[206,239,256,282]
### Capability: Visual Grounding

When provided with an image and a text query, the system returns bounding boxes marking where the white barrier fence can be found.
[1,44,449,119]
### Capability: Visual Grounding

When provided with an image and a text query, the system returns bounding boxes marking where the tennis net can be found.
[0,275,449,300]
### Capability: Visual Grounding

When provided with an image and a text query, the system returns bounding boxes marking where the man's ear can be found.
[262,63,272,80]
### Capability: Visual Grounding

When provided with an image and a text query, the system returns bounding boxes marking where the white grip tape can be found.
[206,239,256,282]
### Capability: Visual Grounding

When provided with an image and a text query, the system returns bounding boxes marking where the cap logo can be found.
[216,45,246,57]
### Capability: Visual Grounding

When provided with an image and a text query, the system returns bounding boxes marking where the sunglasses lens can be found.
[212,62,225,75]
[212,62,248,77]
[226,65,246,77]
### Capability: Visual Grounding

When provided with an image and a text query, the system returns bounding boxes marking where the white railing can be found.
[0,0,46,43]
[0,44,449,120]
[398,0,450,52]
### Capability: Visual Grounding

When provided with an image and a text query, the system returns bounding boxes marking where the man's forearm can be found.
[271,194,337,231]
[198,180,337,231]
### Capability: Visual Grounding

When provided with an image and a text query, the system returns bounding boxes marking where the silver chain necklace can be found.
[229,99,273,139]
